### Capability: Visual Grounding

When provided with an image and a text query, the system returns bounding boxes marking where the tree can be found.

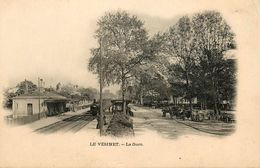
[16,80,37,95]
[164,16,197,111]
[59,83,78,98]
[88,11,150,113]
[56,82,61,92]
[78,87,99,100]
[103,89,116,99]
[135,69,170,103]
[130,33,170,104]
[168,63,190,104]
[218,58,236,105]
[3,88,17,109]
[164,11,236,113]
[3,80,37,109]
[192,11,236,113]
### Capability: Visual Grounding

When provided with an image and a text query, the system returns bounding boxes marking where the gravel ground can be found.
[173,119,236,136]
[131,105,235,139]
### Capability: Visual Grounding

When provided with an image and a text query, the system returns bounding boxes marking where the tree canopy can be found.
[89,11,154,112]
[164,11,236,112]
[88,10,237,113]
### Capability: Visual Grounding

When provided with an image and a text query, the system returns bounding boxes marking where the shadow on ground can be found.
[132,106,235,140]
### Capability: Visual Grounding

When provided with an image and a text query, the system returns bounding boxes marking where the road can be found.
[33,105,234,137]
[34,111,96,134]
[131,106,220,139]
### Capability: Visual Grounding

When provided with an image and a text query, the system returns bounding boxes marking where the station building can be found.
[12,91,68,118]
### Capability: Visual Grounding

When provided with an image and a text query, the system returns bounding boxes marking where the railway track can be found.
[34,112,96,134]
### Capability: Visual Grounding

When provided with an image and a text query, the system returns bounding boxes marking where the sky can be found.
[0,0,258,94]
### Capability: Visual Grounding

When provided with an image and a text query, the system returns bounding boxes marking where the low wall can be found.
[5,112,46,125]
[5,103,93,125]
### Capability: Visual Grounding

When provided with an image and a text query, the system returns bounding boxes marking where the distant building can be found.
[12,91,68,118]
[170,96,198,105]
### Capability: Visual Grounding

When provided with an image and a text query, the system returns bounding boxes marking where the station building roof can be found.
[13,91,68,101]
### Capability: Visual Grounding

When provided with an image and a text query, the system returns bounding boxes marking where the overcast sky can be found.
[0,0,258,93]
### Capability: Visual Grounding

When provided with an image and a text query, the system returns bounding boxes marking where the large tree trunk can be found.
[140,87,143,105]
[203,97,207,110]
[213,98,218,114]
[207,51,220,115]
[211,79,220,115]
[170,95,174,104]
[216,88,221,114]
[121,76,127,115]
[189,98,192,112]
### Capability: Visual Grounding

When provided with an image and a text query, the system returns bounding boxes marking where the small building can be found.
[12,91,68,118]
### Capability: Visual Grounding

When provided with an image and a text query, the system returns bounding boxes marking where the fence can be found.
[72,103,93,111]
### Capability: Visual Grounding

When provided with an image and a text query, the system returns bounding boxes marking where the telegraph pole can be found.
[99,37,104,136]
[38,77,41,119]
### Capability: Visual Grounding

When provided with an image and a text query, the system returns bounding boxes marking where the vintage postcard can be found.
[0,0,260,167]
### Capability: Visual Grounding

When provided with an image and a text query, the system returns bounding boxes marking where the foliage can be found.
[3,89,16,109]
[16,80,37,95]
[87,10,236,113]
[78,87,99,100]
[129,33,171,102]
[3,80,37,109]
[58,83,99,100]
[89,11,149,86]
[191,11,236,112]
[164,11,236,112]
[164,16,197,110]
[88,11,153,112]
